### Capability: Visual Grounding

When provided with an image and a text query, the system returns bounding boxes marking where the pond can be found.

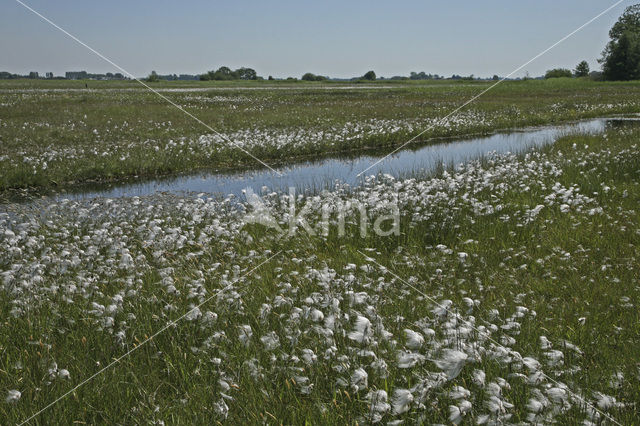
[52,118,638,201]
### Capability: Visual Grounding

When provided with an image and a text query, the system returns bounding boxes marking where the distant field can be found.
[2,78,640,192]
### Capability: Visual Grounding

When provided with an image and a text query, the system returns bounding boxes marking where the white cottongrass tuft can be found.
[397,351,426,369]
[260,332,280,351]
[238,325,253,347]
[403,329,425,350]
[348,315,372,343]
[351,368,368,392]
[5,389,21,404]
[472,369,486,386]
[366,390,390,423]
[434,349,468,379]
[58,369,71,380]
[391,389,413,414]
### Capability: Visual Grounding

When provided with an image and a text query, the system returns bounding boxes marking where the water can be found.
[53,118,637,201]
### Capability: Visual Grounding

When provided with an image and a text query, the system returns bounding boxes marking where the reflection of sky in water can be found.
[55,119,630,201]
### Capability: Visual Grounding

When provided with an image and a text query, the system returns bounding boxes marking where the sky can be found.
[0,0,630,79]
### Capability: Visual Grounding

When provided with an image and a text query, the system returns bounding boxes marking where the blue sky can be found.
[0,0,629,78]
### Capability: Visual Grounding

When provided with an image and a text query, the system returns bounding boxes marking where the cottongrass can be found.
[1,129,638,423]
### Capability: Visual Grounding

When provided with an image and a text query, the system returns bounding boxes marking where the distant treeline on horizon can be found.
[0,69,515,82]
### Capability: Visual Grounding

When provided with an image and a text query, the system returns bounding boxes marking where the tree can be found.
[574,61,590,77]
[236,67,257,80]
[146,71,160,82]
[302,72,327,81]
[601,4,640,80]
[362,70,376,81]
[544,68,573,79]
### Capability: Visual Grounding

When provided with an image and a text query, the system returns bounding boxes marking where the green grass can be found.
[1,125,638,424]
[2,78,640,192]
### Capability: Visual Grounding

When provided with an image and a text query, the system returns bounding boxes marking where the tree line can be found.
[545,5,640,81]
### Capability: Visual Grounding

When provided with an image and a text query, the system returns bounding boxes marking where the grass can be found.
[1,122,638,424]
[2,78,640,192]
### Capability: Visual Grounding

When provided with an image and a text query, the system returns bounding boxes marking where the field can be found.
[2,78,640,193]
[1,80,639,424]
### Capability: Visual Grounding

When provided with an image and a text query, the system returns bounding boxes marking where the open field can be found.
[1,118,639,423]
[2,78,640,192]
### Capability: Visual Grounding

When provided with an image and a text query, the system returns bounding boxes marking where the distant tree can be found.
[492,74,500,81]
[28,71,39,79]
[544,68,573,79]
[362,70,376,81]
[268,75,274,81]
[574,61,590,77]
[200,66,261,81]
[589,71,604,81]
[216,66,233,79]
[146,71,160,82]
[601,4,640,80]
[236,67,257,80]
[302,72,328,81]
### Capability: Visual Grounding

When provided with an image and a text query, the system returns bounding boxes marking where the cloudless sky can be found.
[0,0,630,78]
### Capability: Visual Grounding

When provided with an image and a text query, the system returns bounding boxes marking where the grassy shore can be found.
[1,123,638,423]
[2,78,640,192]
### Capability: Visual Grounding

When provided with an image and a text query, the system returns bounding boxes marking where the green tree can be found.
[146,71,160,82]
[601,4,640,81]
[236,67,257,80]
[574,61,590,77]
[302,73,327,81]
[362,70,376,81]
[544,68,573,79]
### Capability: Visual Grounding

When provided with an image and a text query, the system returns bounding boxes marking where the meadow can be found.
[0,87,640,424]
[2,78,640,193]
[0,78,639,424]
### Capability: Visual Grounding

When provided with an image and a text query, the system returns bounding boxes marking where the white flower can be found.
[185,306,202,321]
[539,335,552,349]
[449,405,463,425]
[350,368,368,392]
[5,390,21,404]
[238,325,253,346]
[348,315,372,343]
[309,308,324,322]
[392,389,413,414]
[397,351,425,368]
[522,357,541,371]
[403,329,424,350]
[301,348,317,365]
[434,349,468,379]
[448,386,470,400]
[472,369,486,386]
[366,390,390,423]
[526,398,545,413]
[260,332,280,350]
